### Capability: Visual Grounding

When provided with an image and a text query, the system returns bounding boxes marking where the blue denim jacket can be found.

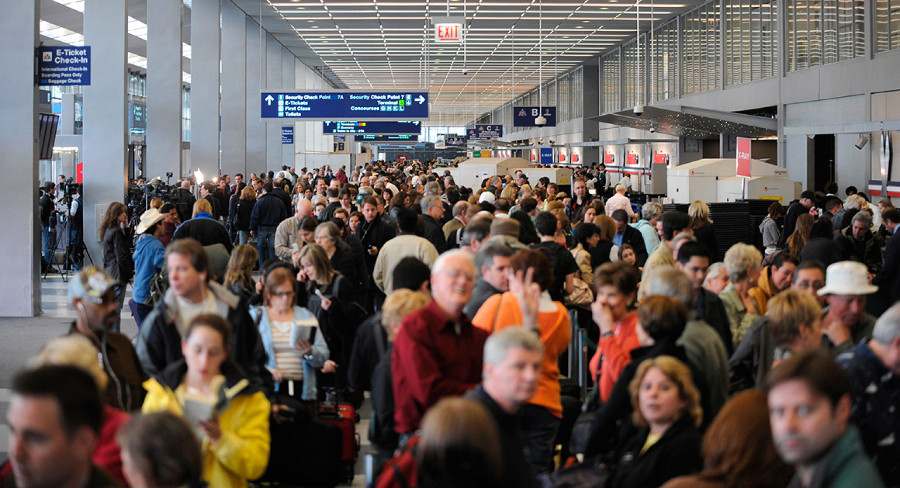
[252,305,329,400]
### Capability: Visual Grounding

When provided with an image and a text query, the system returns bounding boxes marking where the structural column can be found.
[221,0,247,177]
[83,0,128,273]
[0,0,40,316]
[281,48,295,168]
[265,34,283,172]
[191,0,221,179]
[246,17,266,175]
[146,0,183,180]
[582,58,600,165]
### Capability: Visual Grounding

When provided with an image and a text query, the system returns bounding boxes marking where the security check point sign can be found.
[736,137,751,178]
[39,46,91,86]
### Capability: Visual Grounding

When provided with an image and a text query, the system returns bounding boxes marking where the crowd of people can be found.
[9,162,900,488]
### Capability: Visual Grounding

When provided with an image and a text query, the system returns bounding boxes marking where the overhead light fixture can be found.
[535,0,546,128]
[855,134,869,150]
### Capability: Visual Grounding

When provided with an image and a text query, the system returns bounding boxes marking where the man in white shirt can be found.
[605,184,634,220]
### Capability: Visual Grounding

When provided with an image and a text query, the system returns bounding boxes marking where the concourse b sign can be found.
[261,91,429,120]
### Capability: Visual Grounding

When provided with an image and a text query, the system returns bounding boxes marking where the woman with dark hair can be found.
[510,210,540,245]
[609,356,703,488]
[799,218,840,267]
[588,261,641,402]
[414,397,502,488]
[472,248,570,476]
[223,244,258,301]
[786,213,814,261]
[572,223,601,287]
[234,186,256,246]
[591,215,620,267]
[100,202,133,332]
[662,390,793,488]
[760,201,784,256]
[158,203,180,247]
[142,314,270,487]
[118,412,203,488]
[389,191,410,222]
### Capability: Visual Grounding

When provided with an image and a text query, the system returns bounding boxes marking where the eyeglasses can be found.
[440,270,476,282]
[271,290,294,298]
[796,280,825,290]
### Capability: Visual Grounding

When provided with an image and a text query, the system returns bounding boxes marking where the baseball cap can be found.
[68,267,120,303]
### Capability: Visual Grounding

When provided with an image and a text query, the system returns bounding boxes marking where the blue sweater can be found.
[132,234,166,305]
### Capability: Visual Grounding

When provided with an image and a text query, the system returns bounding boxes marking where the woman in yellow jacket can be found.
[472,248,571,477]
[142,313,270,488]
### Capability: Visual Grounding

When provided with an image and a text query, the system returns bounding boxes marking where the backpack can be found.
[375,436,420,488]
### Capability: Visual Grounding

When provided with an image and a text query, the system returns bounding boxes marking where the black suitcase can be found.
[257,415,344,487]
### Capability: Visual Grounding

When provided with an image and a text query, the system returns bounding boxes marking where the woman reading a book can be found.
[251,266,330,413]
[142,313,271,488]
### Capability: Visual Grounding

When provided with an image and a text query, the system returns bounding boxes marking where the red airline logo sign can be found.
[736,137,751,178]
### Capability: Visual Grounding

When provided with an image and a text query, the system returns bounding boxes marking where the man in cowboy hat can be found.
[818,261,879,355]
[130,208,168,328]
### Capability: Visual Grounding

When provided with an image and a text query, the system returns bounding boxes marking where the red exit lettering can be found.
[436,24,461,42]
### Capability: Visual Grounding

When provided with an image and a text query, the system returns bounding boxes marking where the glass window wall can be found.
[602,49,621,113]
[682,1,721,95]
[725,0,778,85]
[650,20,679,102]
[876,0,900,52]
[787,0,863,71]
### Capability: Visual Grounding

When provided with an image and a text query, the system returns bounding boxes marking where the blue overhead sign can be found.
[38,46,91,86]
[540,147,554,165]
[513,106,557,127]
[261,91,429,120]
[324,120,421,135]
[445,136,467,147]
[468,125,504,140]
[355,134,419,142]
[282,126,294,144]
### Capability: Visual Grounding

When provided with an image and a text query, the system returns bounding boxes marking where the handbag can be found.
[538,455,610,488]
[568,388,602,456]
[565,278,594,309]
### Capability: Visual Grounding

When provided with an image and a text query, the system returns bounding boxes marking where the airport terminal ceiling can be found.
[38,0,712,127]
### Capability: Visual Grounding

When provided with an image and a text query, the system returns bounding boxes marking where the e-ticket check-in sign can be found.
[38,46,91,86]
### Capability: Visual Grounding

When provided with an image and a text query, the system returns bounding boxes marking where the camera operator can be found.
[67,183,84,271]
[40,181,58,272]
[174,180,196,223]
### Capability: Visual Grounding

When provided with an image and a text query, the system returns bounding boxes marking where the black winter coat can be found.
[610,416,703,488]
[102,227,134,282]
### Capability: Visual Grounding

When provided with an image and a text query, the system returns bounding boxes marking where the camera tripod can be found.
[42,214,94,281]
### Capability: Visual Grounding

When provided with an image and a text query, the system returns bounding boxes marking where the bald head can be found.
[296,199,313,219]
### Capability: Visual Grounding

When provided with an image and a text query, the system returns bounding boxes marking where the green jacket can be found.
[787,426,884,488]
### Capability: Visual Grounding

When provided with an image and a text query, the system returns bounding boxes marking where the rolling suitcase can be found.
[318,395,360,484]
[256,407,344,487]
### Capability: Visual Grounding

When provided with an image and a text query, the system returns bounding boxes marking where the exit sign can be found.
[432,17,464,43]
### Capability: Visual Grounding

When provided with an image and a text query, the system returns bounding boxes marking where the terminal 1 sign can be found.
[261,91,429,120]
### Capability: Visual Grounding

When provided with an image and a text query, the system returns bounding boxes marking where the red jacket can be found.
[392,300,488,434]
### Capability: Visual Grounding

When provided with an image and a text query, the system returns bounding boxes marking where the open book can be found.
[291,323,317,347]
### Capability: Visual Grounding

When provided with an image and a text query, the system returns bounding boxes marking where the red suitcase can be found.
[319,400,360,483]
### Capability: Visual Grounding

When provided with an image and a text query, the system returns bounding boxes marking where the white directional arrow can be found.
[415,95,425,104]
[265,95,274,105]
